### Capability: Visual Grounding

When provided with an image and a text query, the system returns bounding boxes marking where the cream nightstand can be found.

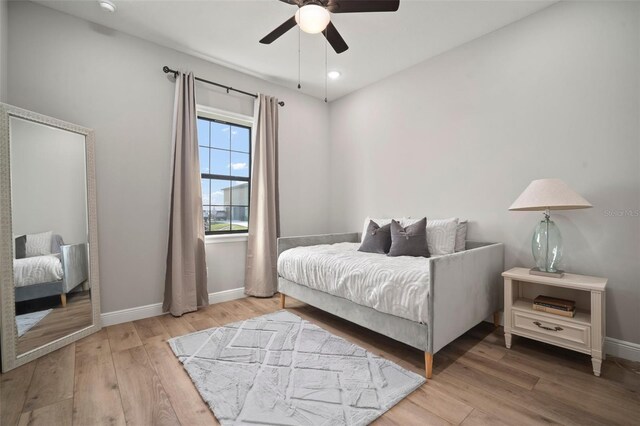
[502,267,607,376]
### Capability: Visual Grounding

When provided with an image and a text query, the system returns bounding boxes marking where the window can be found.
[198,115,251,235]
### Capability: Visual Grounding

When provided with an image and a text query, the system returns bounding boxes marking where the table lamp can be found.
[509,178,592,278]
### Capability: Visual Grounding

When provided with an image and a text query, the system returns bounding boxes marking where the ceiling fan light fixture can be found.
[295,4,331,34]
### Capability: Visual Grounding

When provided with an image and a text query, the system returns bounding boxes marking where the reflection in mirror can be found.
[10,116,92,356]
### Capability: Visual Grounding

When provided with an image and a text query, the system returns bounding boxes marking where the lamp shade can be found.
[509,178,592,211]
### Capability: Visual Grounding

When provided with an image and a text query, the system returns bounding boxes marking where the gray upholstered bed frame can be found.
[277,232,504,378]
[15,243,89,307]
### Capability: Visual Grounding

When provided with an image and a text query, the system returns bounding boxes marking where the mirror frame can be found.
[0,103,101,372]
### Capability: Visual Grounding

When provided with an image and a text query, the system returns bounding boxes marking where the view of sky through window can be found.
[198,116,250,234]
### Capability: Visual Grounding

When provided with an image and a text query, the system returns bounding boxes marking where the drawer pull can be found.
[533,321,563,332]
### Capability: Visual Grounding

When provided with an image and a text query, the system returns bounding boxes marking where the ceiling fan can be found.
[259,0,400,54]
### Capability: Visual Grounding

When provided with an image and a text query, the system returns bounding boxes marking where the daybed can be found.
[277,232,504,378]
[14,234,89,307]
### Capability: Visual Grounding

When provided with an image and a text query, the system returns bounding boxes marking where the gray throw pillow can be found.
[388,218,430,258]
[358,220,392,254]
[14,235,26,259]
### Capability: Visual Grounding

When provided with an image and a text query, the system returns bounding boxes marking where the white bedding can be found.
[13,255,63,288]
[277,242,431,323]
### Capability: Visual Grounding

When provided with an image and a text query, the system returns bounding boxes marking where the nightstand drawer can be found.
[512,309,591,351]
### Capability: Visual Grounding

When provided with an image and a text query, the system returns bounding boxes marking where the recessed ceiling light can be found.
[99,0,116,13]
[328,71,341,80]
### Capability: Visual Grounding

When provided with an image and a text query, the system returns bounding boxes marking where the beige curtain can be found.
[163,71,208,316]
[245,94,280,297]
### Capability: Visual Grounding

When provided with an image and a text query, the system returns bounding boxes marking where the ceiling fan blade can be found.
[323,22,348,54]
[279,0,301,5]
[327,0,400,13]
[259,16,297,44]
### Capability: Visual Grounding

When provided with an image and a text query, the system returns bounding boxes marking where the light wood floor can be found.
[17,291,93,355]
[2,295,639,426]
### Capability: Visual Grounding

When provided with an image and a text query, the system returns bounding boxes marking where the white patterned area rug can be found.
[169,310,425,425]
[16,309,52,337]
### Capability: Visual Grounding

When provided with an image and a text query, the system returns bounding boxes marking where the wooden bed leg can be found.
[493,311,501,328]
[425,352,433,379]
[60,293,67,307]
[279,293,285,309]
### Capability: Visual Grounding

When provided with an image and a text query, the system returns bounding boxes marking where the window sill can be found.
[205,233,249,244]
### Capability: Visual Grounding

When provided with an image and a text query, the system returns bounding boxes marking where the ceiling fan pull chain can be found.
[297,26,302,90]
[324,28,328,103]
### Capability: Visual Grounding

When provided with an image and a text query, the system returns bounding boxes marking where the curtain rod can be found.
[162,66,285,107]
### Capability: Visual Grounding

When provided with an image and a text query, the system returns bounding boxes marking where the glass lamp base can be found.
[531,214,563,274]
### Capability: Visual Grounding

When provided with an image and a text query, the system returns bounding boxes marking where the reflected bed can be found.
[14,234,88,306]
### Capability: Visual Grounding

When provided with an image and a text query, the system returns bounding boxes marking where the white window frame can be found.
[198,105,254,244]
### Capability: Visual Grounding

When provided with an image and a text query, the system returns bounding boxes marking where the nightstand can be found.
[502,267,607,376]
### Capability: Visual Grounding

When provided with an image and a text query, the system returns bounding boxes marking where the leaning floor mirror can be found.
[0,103,101,372]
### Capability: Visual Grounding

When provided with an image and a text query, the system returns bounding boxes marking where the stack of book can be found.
[533,295,576,318]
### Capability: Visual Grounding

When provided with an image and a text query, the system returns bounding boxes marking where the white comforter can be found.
[13,255,63,287]
[277,242,431,323]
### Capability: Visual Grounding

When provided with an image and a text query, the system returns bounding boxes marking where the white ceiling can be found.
[34,0,554,100]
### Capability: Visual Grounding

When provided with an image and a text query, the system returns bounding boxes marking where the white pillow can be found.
[455,220,468,252]
[361,217,407,243]
[25,231,53,257]
[404,217,459,255]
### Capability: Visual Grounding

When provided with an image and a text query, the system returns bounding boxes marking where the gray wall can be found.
[7,1,331,312]
[8,1,639,345]
[0,0,7,102]
[328,1,640,344]
[10,117,88,244]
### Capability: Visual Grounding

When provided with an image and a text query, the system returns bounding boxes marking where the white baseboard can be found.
[605,337,640,362]
[101,301,165,327]
[208,287,246,305]
[100,287,246,327]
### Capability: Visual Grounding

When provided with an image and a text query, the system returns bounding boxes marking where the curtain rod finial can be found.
[163,66,178,77]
